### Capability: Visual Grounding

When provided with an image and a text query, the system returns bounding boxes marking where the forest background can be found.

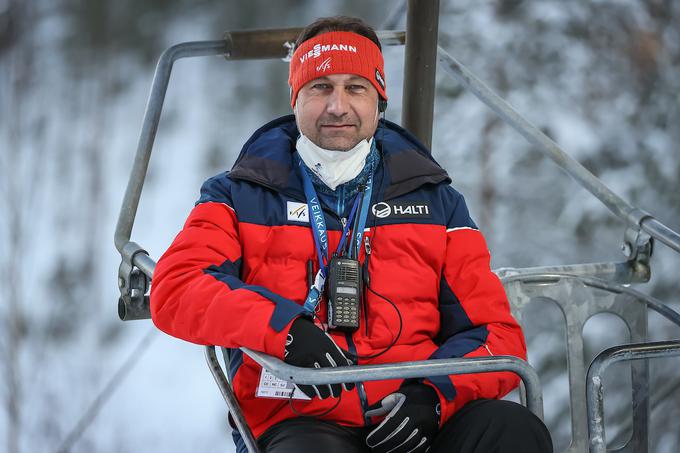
[2,0,679,452]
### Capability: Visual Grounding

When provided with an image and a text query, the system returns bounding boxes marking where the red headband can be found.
[288,31,387,108]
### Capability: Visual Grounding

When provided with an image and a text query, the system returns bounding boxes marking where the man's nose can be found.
[326,87,349,116]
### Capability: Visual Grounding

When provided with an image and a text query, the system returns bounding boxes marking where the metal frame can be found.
[205,347,258,452]
[114,10,680,453]
[502,273,680,453]
[587,341,680,453]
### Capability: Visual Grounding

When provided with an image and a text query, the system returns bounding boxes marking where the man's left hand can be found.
[365,383,440,453]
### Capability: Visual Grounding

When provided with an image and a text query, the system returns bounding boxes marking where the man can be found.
[150,16,552,453]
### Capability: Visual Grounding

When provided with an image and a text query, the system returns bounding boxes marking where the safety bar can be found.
[242,347,544,419]
[206,345,543,453]
[437,46,680,255]
[586,341,680,453]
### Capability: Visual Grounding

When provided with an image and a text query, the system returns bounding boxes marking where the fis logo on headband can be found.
[371,201,431,219]
[299,43,358,63]
[316,57,332,72]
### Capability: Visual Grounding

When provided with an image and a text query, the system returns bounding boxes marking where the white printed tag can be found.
[256,368,311,400]
[287,201,309,223]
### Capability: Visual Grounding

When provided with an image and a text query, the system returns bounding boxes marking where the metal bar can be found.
[640,217,680,256]
[205,346,259,453]
[402,0,440,149]
[132,253,155,279]
[114,41,228,252]
[377,30,407,46]
[586,341,680,453]
[437,46,680,255]
[242,348,543,420]
[501,273,680,328]
[630,349,650,453]
[225,29,301,59]
[495,261,644,285]
[224,29,406,60]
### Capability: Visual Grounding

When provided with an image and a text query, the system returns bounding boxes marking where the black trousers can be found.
[256,399,553,453]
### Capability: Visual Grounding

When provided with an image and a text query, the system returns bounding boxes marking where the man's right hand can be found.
[284,317,355,399]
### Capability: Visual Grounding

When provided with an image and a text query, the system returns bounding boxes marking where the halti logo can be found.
[316,57,332,72]
[287,201,309,223]
[299,43,358,63]
[371,201,431,219]
[372,202,391,218]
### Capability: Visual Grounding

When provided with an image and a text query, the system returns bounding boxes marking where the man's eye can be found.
[312,83,331,90]
[348,85,366,92]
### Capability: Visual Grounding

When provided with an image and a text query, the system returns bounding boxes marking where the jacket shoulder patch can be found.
[287,201,309,223]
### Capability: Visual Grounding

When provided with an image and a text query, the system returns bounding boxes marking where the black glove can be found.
[365,383,441,453]
[283,317,355,399]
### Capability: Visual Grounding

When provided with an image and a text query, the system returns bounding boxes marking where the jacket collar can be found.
[228,115,450,201]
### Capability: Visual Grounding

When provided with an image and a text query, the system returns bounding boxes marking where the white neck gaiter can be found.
[296,134,372,191]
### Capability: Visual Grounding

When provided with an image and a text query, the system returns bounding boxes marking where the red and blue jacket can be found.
[150,115,527,439]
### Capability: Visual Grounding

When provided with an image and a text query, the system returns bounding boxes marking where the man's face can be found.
[294,73,380,151]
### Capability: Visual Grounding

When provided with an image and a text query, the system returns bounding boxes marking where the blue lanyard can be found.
[296,155,373,313]
[351,172,373,259]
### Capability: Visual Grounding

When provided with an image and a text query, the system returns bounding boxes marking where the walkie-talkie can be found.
[327,255,362,332]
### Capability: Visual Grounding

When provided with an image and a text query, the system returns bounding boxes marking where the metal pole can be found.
[114,40,228,252]
[640,217,680,256]
[437,46,680,254]
[402,0,440,149]
[586,341,680,453]
[205,346,259,453]
[225,29,406,59]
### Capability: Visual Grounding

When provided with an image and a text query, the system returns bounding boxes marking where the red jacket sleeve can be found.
[149,175,304,357]
[423,191,527,424]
